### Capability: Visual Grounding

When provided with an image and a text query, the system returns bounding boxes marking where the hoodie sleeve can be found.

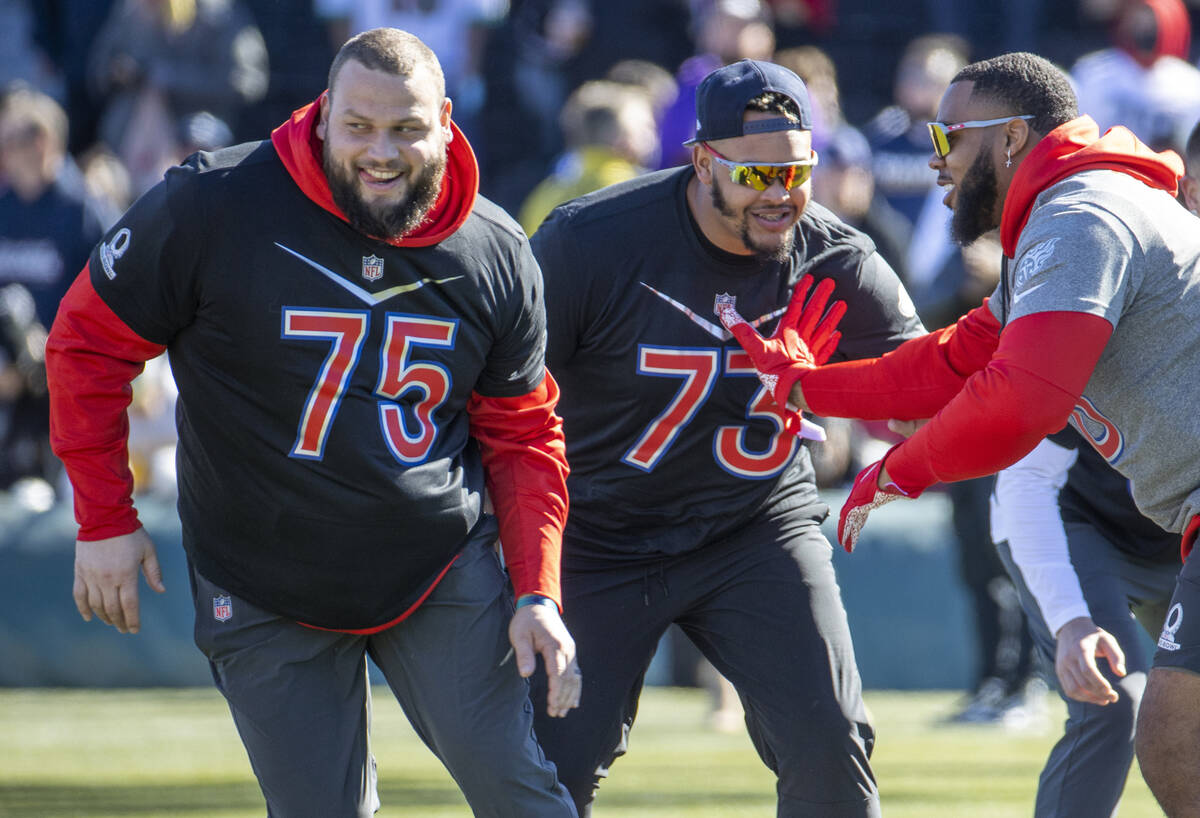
[800,300,1002,421]
[882,310,1113,495]
[467,371,568,608]
[47,268,167,539]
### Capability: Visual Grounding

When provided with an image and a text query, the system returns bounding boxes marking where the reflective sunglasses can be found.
[926,115,1034,158]
[701,142,818,191]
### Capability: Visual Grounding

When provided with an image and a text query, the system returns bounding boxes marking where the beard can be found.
[323,148,446,240]
[710,180,795,263]
[950,149,1000,247]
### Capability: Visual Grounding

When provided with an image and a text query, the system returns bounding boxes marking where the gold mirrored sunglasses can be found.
[702,143,818,191]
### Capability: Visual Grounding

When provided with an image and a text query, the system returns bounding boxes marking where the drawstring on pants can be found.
[641,561,670,606]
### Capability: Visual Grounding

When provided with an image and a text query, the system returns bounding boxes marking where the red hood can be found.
[1118,0,1190,67]
[999,115,1183,257]
[270,92,478,247]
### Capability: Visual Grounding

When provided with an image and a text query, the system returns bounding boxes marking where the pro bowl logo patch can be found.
[213,595,233,622]
[99,228,132,280]
[361,254,384,282]
[1159,603,1184,651]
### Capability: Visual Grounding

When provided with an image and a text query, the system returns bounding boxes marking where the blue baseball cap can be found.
[683,59,813,146]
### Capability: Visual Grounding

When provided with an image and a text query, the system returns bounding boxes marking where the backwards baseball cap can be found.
[683,59,813,146]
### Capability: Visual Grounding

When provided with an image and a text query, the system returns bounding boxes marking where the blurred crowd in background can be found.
[4,0,1200,720]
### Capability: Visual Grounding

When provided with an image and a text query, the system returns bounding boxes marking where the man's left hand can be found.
[1055,615,1126,705]
[837,459,910,552]
[508,603,582,718]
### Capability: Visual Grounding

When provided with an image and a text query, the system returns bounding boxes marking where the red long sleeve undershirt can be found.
[468,374,570,609]
[47,267,166,540]
[802,307,1113,496]
[802,301,1003,421]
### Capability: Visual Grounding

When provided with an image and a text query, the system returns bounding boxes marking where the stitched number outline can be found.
[283,308,458,465]
[621,345,797,478]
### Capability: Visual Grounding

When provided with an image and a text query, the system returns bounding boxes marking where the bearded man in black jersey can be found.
[528,59,924,817]
[45,28,581,817]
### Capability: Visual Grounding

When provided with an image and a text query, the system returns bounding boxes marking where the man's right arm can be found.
[47,268,168,631]
[995,438,1126,705]
[796,299,1002,421]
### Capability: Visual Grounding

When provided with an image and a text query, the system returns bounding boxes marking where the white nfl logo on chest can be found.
[714,292,736,316]
[361,254,384,281]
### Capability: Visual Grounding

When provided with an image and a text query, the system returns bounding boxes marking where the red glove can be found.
[719,275,846,438]
[836,457,912,552]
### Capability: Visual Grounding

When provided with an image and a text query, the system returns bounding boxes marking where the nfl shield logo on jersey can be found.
[361,254,384,281]
[713,292,736,317]
[213,595,233,622]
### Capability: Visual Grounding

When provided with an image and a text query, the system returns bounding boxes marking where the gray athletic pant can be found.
[190,531,577,818]
[995,525,1178,818]
[531,511,879,818]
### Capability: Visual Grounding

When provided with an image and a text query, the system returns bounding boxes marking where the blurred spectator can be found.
[0,283,53,492]
[127,355,179,498]
[810,128,912,288]
[0,0,64,101]
[0,86,111,328]
[864,33,968,239]
[478,0,592,212]
[87,0,267,194]
[1071,0,1200,153]
[77,143,133,214]
[605,58,680,121]
[29,0,118,153]
[518,80,658,234]
[656,0,776,169]
[236,0,333,140]
[773,44,842,147]
[779,44,911,280]
[0,86,112,495]
[563,0,692,93]
[1183,116,1200,214]
[314,0,507,138]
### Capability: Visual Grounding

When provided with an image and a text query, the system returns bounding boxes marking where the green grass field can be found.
[0,686,1163,817]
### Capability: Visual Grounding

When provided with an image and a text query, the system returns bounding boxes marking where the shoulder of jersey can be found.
[800,199,875,257]
[467,193,528,242]
[543,167,685,230]
[173,140,277,178]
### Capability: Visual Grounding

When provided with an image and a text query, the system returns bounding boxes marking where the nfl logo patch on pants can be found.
[213,595,233,622]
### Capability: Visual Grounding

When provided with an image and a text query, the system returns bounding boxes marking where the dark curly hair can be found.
[953,52,1077,137]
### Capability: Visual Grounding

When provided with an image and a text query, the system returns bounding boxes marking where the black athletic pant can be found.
[532,510,880,817]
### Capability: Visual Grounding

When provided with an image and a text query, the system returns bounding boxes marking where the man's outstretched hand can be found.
[837,459,911,552]
[718,275,846,438]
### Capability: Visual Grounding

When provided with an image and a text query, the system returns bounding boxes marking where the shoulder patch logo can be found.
[99,228,132,280]
[1159,602,1183,651]
[1013,237,1060,294]
[361,254,384,282]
